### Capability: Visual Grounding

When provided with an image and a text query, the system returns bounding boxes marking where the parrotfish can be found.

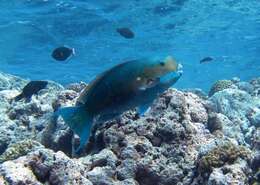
[55,56,182,153]
[14,81,48,101]
[52,46,75,61]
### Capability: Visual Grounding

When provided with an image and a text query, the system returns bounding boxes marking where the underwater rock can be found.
[207,160,251,185]
[116,159,137,180]
[40,114,74,156]
[0,160,41,185]
[236,81,254,95]
[183,88,208,99]
[250,77,260,97]
[66,82,88,93]
[86,166,115,185]
[0,72,28,91]
[210,88,259,145]
[0,71,259,185]
[251,128,260,150]
[0,149,93,184]
[88,89,214,185]
[0,72,64,156]
[88,149,118,169]
[247,107,260,128]
[250,153,260,183]
[207,113,224,133]
[195,140,252,184]
[0,139,43,163]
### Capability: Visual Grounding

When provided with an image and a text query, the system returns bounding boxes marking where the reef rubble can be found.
[0,72,259,185]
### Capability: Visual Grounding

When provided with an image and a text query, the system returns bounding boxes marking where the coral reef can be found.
[208,79,233,97]
[0,72,259,185]
[0,139,43,163]
[197,141,251,173]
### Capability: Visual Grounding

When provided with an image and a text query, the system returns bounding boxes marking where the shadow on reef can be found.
[0,72,259,185]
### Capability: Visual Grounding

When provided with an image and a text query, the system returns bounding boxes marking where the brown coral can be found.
[198,141,251,173]
[208,80,233,97]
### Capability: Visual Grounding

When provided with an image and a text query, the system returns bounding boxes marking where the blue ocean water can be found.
[0,0,259,91]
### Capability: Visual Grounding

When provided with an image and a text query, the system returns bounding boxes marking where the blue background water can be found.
[0,0,259,92]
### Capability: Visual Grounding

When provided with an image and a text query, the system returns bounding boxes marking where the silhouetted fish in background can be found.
[55,56,182,153]
[200,56,214,64]
[116,27,135,39]
[51,46,75,61]
[14,81,48,101]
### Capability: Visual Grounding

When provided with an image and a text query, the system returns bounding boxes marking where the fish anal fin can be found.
[55,106,93,153]
[75,126,92,154]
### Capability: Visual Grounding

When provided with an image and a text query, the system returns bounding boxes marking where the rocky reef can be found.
[0,72,259,185]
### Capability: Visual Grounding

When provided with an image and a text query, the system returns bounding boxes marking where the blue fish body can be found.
[55,57,181,153]
[98,72,182,120]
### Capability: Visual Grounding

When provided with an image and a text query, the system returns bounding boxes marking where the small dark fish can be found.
[116,27,135,39]
[200,57,214,64]
[52,46,75,61]
[14,81,48,101]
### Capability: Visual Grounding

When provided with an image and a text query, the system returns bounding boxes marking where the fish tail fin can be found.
[14,93,24,101]
[54,106,93,153]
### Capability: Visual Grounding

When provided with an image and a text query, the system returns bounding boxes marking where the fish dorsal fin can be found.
[76,60,141,105]
[76,73,105,105]
[164,56,178,72]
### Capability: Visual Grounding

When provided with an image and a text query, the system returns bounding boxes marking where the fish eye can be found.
[159,62,165,66]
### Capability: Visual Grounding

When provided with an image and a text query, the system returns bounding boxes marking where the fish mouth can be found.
[165,63,183,76]
[159,63,183,83]
[176,63,183,75]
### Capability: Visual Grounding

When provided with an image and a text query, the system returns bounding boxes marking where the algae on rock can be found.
[0,139,43,163]
[198,141,251,173]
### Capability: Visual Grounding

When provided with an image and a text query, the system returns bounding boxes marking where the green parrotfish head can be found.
[143,56,178,77]
[135,56,179,88]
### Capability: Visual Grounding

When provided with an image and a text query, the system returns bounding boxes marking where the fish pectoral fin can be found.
[139,77,160,91]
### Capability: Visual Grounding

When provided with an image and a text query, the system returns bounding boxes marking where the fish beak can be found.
[176,63,183,76]
[164,56,178,72]
[166,63,183,77]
